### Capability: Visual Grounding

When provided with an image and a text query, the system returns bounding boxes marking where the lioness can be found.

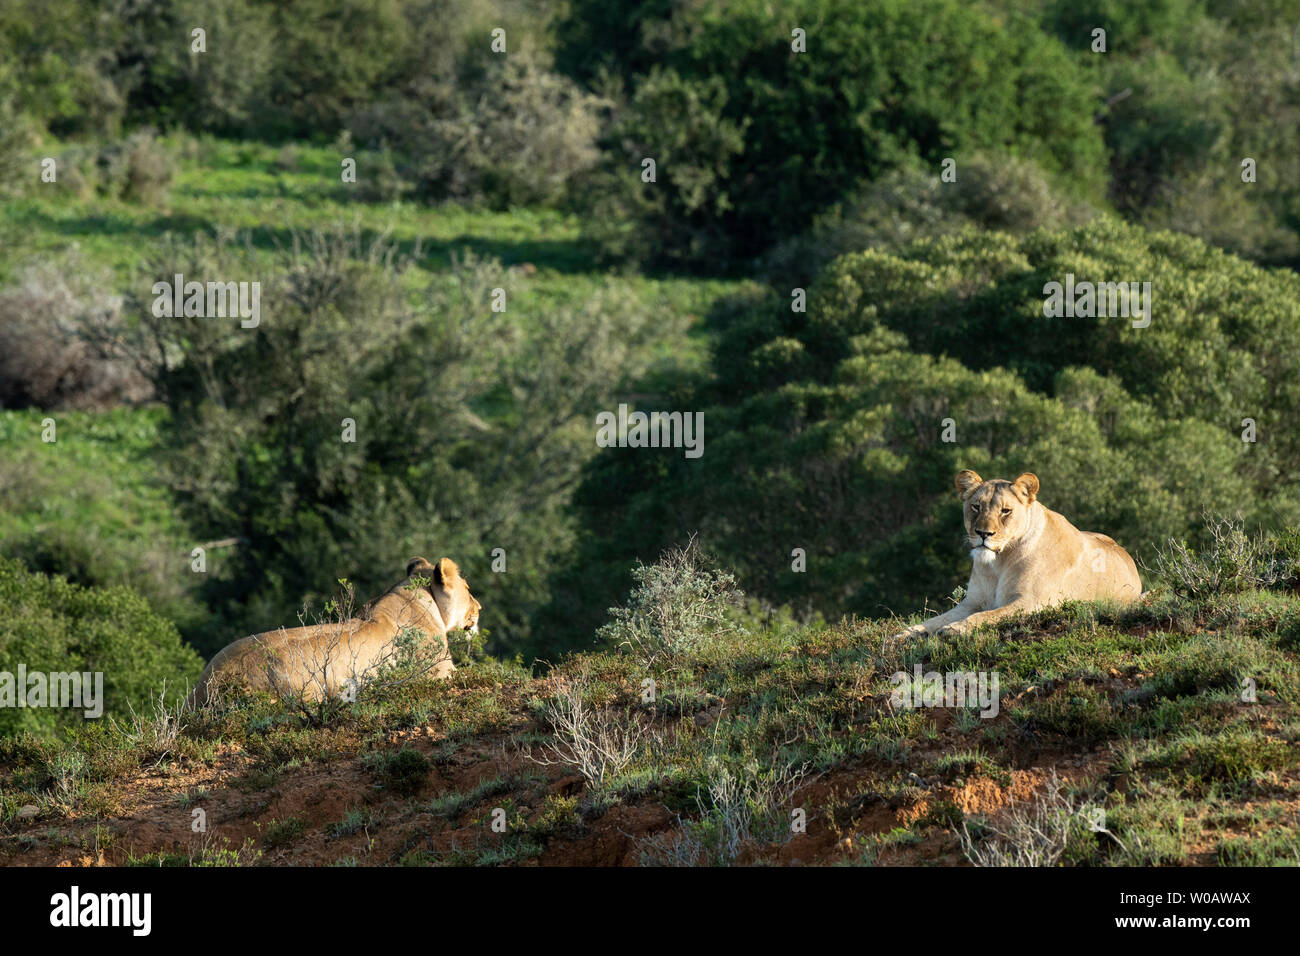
[187,557,481,708]
[893,471,1140,639]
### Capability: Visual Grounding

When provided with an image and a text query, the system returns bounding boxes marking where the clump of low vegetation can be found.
[1150,515,1297,601]
[956,772,1091,867]
[528,674,650,790]
[366,747,430,797]
[641,759,807,866]
[597,540,744,667]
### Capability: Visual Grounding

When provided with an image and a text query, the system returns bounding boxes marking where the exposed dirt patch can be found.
[1,722,1119,867]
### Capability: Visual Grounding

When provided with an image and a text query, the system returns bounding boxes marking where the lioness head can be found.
[955,470,1040,566]
[405,556,482,633]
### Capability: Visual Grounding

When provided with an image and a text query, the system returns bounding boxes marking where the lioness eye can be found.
[1001,508,1012,516]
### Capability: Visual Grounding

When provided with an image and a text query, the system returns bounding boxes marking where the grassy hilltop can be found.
[2,533,1298,867]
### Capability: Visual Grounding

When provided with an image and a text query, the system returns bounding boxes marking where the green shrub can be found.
[597,541,743,667]
[1035,0,1300,266]
[762,152,1096,284]
[121,0,277,135]
[577,0,1106,266]
[368,747,430,796]
[0,0,128,137]
[349,44,604,207]
[55,130,176,205]
[0,556,203,738]
[579,66,747,266]
[258,0,412,139]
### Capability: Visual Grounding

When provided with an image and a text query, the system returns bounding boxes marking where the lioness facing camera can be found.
[188,557,481,708]
[893,471,1140,640]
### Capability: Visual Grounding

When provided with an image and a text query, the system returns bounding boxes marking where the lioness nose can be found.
[977,530,993,540]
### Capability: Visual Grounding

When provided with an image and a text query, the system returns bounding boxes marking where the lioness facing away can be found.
[894,471,1140,640]
[187,557,481,708]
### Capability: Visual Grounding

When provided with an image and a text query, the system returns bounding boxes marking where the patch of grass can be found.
[260,816,307,849]
[1141,726,1300,796]
[128,837,263,867]
[1215,827,1300,865]
[326,807,381,839]
[426,777,516,819]
[366,747,431,797]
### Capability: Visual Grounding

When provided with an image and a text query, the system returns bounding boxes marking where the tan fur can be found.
[187,557,481,708]
[894,471,1141,639]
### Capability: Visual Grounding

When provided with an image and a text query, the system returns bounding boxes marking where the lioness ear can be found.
[406,557,433,577]
[1013,473,1040,503]
[955,470,983,498]
[434,557,461,587]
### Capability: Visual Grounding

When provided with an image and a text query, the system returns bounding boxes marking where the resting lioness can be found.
[187,557,481,708]
[893,471,1140,639]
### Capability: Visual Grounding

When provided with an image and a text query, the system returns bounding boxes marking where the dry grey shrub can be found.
[0,256,152,410]
[640,758,808,866]
[115,682,186,759]
[1149,514,1284,600]
[56,130,177,205]
[527,672,650,790]
[956,772,1089,867]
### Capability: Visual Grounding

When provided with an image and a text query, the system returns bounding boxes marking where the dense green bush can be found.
[55,130,176,205]
[349,44,605,207]
[575,0,1106,267]
[578,66,747,265]
[1035,0,1300,266]
[259,0,412,139]
[0,556,202,738]
[0,0,128,137]
[534,221,1300,654]
[815,219,1300,479]
[119,0,277,135]
[761,152,1096,285]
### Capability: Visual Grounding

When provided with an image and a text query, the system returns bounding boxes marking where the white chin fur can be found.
[971,548,998,566]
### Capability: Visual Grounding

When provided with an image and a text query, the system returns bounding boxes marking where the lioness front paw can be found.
[935,621,969,638]
[891,623,929,641]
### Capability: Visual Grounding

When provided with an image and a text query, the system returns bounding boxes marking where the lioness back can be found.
[188,557,481,708]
